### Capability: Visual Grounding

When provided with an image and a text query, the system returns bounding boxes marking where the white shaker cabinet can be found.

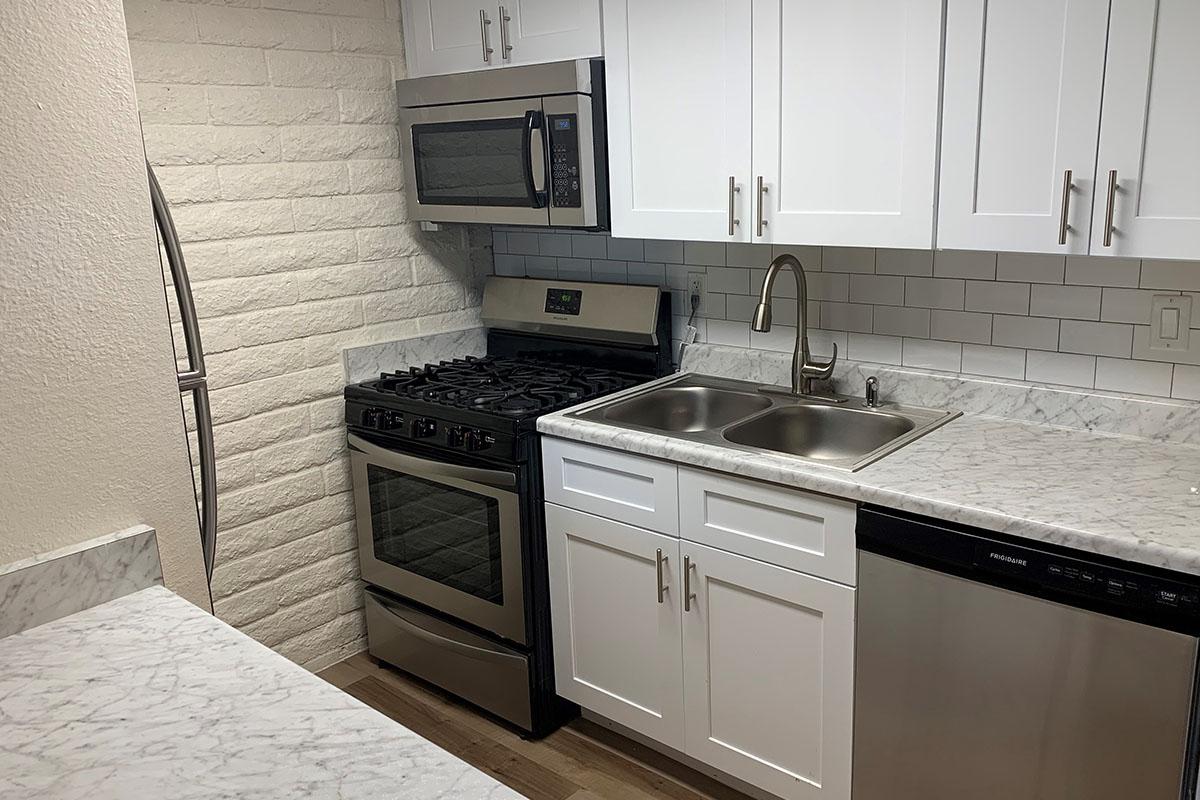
[603,0,753,242]
[545,504,686,749]
[750,0,943,249]
[682,541,855,800]
[503,0,602,68]
[605,0,941,247]
[401,0,601,78]
[1090,0,1200,260]
[937,0,1110,254]
[544,440,857,800]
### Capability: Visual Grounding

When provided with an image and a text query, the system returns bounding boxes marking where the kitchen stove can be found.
[345,277,671,737]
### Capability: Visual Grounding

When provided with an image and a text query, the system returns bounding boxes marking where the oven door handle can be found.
[521,109,547,210]
[348,433,517,491]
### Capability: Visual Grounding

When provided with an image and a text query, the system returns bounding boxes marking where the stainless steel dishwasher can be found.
[854,507,1200,800]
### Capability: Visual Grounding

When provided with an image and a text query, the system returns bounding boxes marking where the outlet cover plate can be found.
[1149,294,1192,351]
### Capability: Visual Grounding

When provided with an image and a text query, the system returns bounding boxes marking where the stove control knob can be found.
[385,411,404,430]
[463,429,492,452]
[445,426,464,447]
[411,417,437,438]
[361,407,383,427]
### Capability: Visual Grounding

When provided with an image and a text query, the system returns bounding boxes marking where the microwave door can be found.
[400,98,550,226]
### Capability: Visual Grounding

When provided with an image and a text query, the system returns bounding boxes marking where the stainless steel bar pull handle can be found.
[755,176,767,237]
[727,176,740,237]
[479,10,494,64]
[149,163,218,585]
[655,549,667,604]
[498,5,512,60]
[683,555,694,612]
[1103,169,1118,247]
[1058,169,1073,246]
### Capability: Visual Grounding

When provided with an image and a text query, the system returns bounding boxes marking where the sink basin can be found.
[723,405,916,461]
[602,385,771,433]
[571,373,958,471]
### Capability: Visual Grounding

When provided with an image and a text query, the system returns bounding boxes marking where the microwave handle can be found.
[521,110,548,209]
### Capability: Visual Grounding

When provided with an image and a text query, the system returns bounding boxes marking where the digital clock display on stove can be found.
[545,288,583,316]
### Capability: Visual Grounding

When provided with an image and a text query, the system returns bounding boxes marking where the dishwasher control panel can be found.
[858,506,1200,631]
[976,539,1200,614]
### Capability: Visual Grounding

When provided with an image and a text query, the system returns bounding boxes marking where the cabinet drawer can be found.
[679,467,856,585]
[542,438,678,534]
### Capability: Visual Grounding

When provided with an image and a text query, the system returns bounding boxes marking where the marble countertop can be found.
[539,374,1200,576]
[0,586,522,800]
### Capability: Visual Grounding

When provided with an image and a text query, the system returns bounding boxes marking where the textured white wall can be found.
[123,0,488,670]
[0,0,210,607]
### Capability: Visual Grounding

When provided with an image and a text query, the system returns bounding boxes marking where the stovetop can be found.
[361,356,640,418]
[344,355,646,462]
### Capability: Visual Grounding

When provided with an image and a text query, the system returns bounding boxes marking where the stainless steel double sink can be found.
[570,373,960,471]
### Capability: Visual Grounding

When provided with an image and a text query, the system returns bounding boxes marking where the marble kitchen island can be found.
[0,585,522,800]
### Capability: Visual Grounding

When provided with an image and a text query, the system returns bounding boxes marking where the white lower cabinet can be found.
[544,441,856,800]
[544,503,685,749]
[682,541,855,800]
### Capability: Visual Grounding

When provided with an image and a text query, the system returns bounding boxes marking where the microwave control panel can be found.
[547,114,581,208]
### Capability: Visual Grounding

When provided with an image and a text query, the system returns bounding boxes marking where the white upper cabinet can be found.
[401,0,601,78]
[1091,0,1200,260]
[751,0,943,249]
[938,0,1110,254]
[603,0,753,242]
[606,0,940,248]
[505,0,602,67]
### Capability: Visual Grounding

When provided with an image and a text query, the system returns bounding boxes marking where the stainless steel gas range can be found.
[344,277,671,736]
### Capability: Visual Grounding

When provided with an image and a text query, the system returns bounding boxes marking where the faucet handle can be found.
[864,375,880,408]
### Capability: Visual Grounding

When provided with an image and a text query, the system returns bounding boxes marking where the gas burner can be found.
[361,356,640,419]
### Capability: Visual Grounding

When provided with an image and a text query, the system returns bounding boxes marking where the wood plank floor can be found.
[317,653,753,800]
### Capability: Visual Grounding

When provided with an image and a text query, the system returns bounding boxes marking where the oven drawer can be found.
[678,467,857,585]
[541,438,678,534]
[364,588,533,730]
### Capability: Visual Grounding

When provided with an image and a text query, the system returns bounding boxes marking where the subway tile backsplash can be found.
[489,228,1200,401]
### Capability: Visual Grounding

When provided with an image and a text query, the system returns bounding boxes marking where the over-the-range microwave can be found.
[396,58,608,229]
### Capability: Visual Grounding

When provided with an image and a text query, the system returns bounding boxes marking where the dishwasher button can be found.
[1047,564,1064,576]
[1105,579,1126,596]
[1080,571,1096,583]
[1157,590,1180,607]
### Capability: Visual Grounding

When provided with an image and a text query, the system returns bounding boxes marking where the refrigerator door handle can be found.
[148,163,218,583]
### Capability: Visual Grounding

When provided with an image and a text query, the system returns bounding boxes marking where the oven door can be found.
[348,434,526,645]
[399,98,549,225]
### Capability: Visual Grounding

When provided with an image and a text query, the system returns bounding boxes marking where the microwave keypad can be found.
[548,114,582,208]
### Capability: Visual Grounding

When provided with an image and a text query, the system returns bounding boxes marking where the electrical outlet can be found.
[687,273,706,314]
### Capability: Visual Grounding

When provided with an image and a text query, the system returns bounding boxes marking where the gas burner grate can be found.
[365,356,639,418]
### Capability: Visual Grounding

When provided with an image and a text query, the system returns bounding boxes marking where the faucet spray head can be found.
[751,302,772,332]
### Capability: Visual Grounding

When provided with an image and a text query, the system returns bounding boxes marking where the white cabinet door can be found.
[604,0,753,242]
[682,542,855,800]
[545,503,686,749]
[402,0,495,78]
[503,0,602,67]
[751,0,943,249]
[937,0,1110,254]
[1091,0,1200,260]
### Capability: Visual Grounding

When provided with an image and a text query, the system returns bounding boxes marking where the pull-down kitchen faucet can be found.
[752,252,837,396]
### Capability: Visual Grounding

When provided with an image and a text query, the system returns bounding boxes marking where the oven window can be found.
[367,465,504,604]
[412,118,533,207]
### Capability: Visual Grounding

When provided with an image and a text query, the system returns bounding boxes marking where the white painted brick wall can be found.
[125,0,489,672]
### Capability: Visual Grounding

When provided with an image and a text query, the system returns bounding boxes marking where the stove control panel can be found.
[411,417,437,438]
[346,401,515,460]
